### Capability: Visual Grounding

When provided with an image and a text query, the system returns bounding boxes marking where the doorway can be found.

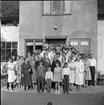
[26,41,33,56]
[35,45,43,51]
[45,38,66,47]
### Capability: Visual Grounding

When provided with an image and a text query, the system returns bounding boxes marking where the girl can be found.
[74,55,85,91]
[7,58,16,91]
[15,56,21,91]
[68,57,75,91]
[53,62,62,94]
[30,56,37,89]
[62,62,70,94]
[84,56,92,87]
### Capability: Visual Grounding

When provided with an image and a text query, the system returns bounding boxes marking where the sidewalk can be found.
[1,85,104,94]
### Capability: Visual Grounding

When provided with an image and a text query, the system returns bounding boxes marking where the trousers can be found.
[46,79,52,92]
[90,66,95,86]
[37,76,44,91]
[63,75,69,93]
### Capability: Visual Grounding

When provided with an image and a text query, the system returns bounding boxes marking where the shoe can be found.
[67,91,69,94]
[58,90,60,94]
[41,90,44,93]
[37,90,40,93]
[10,89,13,92]
[63,91,65,94]
[55,90,57,94]
[70,88,72,91]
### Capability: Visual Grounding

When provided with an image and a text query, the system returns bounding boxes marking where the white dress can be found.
[68,62,75,84]
[7,62,16,82]
[74,60,84,85]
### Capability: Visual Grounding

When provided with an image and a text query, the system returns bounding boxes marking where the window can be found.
[42,0,73,15]
[1,42,18,62]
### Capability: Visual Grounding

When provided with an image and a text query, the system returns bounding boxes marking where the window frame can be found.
[1,41,18,62]
[42,0,73,16]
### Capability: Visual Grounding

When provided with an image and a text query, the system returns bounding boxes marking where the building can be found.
[1,0,104,73]
[19,0,97,58]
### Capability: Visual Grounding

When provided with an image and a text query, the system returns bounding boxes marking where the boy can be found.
[45,67,53,93]
[37,60,46,93]
[62,62,70,94]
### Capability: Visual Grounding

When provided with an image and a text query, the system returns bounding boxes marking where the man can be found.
[37,60,46,93]
[88,54,96,86]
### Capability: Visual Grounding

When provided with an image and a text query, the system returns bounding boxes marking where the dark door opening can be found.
[26,46,33,55]
[35,45,43,51]
[45,39,66,47]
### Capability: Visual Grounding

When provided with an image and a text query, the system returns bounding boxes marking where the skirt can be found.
[8,70,16,82]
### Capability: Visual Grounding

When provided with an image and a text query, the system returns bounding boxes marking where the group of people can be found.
[3,44,97,94]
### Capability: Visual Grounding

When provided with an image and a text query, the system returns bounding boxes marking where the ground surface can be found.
[1,86,104,105]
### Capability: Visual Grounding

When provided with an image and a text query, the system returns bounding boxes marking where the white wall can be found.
[98,21,104,74]
[1,26,19,42]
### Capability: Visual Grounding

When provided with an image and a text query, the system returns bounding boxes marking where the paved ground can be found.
[1,86,104,105]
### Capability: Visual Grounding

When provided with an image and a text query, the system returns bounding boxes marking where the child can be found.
[84,56,91,87]
[45,67,53,93]
[53,62,62,94]
[62,62,70,94]
[68,57,75,91]
[7,58,16,92]
[37,60,46,93]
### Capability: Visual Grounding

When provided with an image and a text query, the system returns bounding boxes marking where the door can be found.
[35,41,43,51]
[69,39,79,51]
[79,39,90,54]
[69,38,90,54]
[26,41,33,56]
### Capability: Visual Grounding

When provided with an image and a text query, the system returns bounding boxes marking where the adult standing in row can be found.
[89,54,96,86]
[21,57,32,91]
[74,55,85,91]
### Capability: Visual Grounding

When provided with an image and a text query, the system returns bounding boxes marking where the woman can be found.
[74,55,85,91]
[30,56,37,89]
[27,52,32,62]
[7,58,16,91]
[21,57,32,91]
[68,57,75,91]
[20,56,24,89]
[84,56,92,87]
[15,56,21,90]
[53,62,62,94]
[61,54,66,68]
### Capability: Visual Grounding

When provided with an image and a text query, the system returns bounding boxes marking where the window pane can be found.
[43,1,50,14]
[1,50,6,61]
[12,49,17,56]
[52,1,62,14]
[1,42,5,48]
[6,49,11,61]
[12,42,17,48]
[6,42,11,48]
[64,0,72,14]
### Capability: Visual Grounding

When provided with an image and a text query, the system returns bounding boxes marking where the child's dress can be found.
[84,60,92,80]
[7,62,16,83]
[68,61,75,84]
[53,67,62,82]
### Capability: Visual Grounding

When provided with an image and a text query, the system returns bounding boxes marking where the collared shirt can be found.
[45,71,53,81]
[62,68,70,78]
[88,58,96,67]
